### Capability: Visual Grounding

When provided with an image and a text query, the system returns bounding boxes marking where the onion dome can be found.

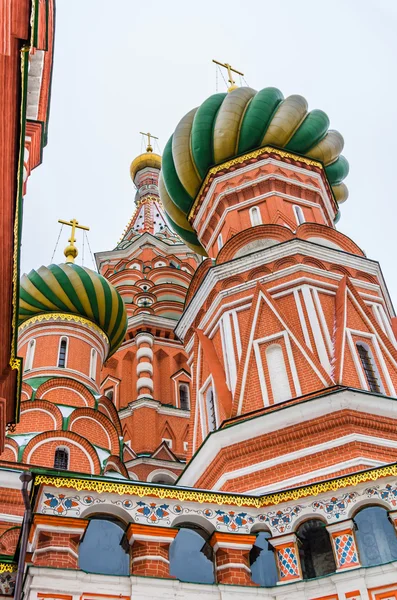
[130,152,161,182]
[19,263,128,357]
[160,86,349,253]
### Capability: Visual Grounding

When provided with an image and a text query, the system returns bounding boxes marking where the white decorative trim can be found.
[247,458,384,494]
[175,239,394,340]
[212,434,395,491]
[26,437,96,473]
[216,562,251,573]
[137,362,153,375]
[137,377,154,391]
[32,546,78,561]
[178,388,397,486]
[131,555,169,564]
[137,347,153,361]
[136,334,154,347]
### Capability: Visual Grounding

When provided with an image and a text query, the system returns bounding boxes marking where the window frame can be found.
[57,337,68,368]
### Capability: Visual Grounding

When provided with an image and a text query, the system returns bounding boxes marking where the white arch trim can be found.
[26,436,96,473]
[4,444,18,460]
[147,469,177,483]
[40,386,89,407]
[20,407,57,429]
[69,415,112,449]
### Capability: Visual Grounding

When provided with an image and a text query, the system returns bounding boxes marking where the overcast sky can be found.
[22,1,397,304]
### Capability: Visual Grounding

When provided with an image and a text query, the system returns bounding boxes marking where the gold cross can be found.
[140,131,158,153]
[213,59,244,92]
[58,218,90,263]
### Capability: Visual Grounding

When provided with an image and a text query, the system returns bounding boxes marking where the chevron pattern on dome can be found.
[160,86,349,253]
[19,263,127,357]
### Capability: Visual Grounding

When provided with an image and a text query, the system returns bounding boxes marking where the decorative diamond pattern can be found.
[277,546,299,578]
[334,533,359,567]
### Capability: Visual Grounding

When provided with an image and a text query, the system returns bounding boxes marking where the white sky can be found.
[22,0,397,305]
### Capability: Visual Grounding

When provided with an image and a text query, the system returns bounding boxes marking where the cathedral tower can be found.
[96,139,201,482]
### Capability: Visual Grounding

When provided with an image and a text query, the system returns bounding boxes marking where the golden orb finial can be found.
[140,131,158,153]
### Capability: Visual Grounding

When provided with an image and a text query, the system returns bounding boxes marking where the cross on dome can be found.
[212,59,244,92]
[58,217,90,263]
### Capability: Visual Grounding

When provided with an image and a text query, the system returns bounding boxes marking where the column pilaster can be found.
[326,519,360,571]
[209,531,257,586]
[29,514,88,569]
[127,523,178,578]
[136,333,154,399]
[269,533,302,584]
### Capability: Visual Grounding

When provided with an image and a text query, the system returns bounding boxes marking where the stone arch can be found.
[68,408,120,455]
[21,382,33,400]
[172,515,215,535]
[272,256,298,272]
[0,527,20,555]
[15,400,63,434]
[220,275,245,290]
[329,264,353,278]
[297,223,365,256]
[97,396,122,436]
[348,498,392,519]
[302,257,327,271]
[217,225,293,264]
[22,430,101,474]
[147,469,177,484]
[247,266,272,280]
[1,438,19,462]
[79,504,132,525]
[36,378,95,408]
[103,455,129,478]
[354,271,378,285]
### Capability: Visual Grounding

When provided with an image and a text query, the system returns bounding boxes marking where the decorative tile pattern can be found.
[0,572,16,596]
[334,533,359,568]
[276,546,299,579]
[38,478,397,537]
[215,510,254,532]
[258,505,304,533]
[312,493,357,519]
[365,483,397,507]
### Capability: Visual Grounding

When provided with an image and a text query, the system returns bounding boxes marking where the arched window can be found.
[354,506,397,566]
[250,531,278,586]
[250,206,262,227]
[356,342,381,393]
[169,525,214,583]
[217,233,223,251]
[179,384,190,410]
[297,519,336,579]
[57,337,68,368]
[54,447,69,470]
[150,472,177,485]
[206,387,217,432]
[293,205,305,225]
[266,344,292,403]
[89,348,97,380]
[79,517,129,575]
[24,339,36,372]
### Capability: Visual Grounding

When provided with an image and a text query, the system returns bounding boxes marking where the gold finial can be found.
[58,218,90,263]
[140,131,158,153]
[212,59,244,92]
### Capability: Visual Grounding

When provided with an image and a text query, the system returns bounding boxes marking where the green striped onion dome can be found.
[160,86,349,254]
[19,263,128,357]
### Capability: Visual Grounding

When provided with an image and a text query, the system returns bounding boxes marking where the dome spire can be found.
[212,59,244,92]
[58,217,90,263]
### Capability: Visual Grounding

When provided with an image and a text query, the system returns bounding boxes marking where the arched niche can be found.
[169,521,215,583]
[249,530,278,586]
[78,516,129,576]
[297,519,336,579]
[354,505,397,566]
